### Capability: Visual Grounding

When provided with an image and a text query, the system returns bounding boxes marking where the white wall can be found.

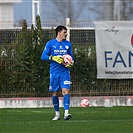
[0,0,21,3]
[0,96,133,108]
[0,3,14,28]
[0,0,21,29]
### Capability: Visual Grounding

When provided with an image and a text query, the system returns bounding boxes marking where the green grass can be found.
[0,106,133,133]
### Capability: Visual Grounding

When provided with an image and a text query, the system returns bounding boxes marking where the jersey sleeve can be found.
[41,42,51,61]
[68,42,74,61]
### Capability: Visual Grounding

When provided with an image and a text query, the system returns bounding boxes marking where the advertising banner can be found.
[94,21,133,79]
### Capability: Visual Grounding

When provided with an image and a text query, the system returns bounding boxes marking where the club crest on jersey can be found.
[65,45,69,49]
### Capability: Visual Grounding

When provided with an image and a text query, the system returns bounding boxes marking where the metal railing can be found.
[0,28,133,98]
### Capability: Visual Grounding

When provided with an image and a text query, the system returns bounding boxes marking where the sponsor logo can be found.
[54,49,67,53]
[105,51,133,68]
[105,26,119,35]
[60,45,63,49]
[64,80,72,85]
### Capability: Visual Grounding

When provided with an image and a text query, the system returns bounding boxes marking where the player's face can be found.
[59,29,67,40]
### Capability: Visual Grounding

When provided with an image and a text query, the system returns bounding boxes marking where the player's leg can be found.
[52,92,60,120]
[62,88,72,120]
[61,72,72,120]
[50,73,60,120]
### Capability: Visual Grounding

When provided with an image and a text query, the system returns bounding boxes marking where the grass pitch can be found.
[0,106,133,133]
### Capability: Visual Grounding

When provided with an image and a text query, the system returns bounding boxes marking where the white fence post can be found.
[32,0,40,26]
[66,18,70,41]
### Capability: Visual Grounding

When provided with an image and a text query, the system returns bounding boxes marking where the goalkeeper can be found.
[41,25,74,120]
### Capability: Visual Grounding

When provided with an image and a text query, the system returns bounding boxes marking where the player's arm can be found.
[41,42,63,64]
[41,42,51,61]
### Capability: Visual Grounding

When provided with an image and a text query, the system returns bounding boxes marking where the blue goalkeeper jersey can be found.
[41,38,74,74]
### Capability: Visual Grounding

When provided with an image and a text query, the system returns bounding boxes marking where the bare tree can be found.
[41,0,132,27]
[120,0,132,20]
[50,0,88,21]
[51,0,114,21]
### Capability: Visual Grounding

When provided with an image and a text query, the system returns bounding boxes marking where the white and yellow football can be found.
[62,54,73,65]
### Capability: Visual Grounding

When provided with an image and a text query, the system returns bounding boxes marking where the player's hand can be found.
[49,56,63,64]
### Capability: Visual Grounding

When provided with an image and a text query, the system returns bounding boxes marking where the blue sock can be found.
[52,96,59,111]
[63,94,70,110]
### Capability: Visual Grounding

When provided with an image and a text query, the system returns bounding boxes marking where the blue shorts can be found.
[49,71,71,92]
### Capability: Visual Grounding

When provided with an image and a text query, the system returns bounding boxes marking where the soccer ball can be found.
[80,99,89,107]
[62,54,73,65]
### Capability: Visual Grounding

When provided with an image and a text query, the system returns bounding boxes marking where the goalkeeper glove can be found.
[65,61,74,68]
[49,56,63,64]
[65,64,73,68]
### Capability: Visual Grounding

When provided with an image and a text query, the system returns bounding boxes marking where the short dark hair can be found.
[55,25,67,36]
